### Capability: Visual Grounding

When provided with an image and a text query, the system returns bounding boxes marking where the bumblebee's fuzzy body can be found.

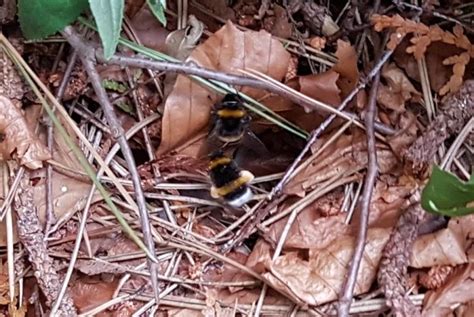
[208,152,254,207]
[210,93,250,143]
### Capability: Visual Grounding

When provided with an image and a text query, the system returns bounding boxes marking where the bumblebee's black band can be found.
[222,185,248,201]
[209,162,241,187]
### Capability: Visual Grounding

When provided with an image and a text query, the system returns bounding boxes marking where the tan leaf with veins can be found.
[158,21,290,154]
[260,228,391,306]
[0,96,50,169]
[284,131,397,196]
[411,215,474,268]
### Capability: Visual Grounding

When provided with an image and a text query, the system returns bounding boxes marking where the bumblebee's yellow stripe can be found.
[211,171,254,197]
[208,156,232,170]
[217,109,246,118]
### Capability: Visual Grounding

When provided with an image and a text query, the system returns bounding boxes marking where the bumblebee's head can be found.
[221,93,242,104]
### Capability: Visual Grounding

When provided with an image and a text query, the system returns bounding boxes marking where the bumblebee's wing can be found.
[197,134,222,159]
[240,130,271,157]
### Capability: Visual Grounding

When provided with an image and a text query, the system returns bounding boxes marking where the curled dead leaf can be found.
[158,21,290,154]
[377,63,420,112]
[333,40,359,96]
[0,96,50,169]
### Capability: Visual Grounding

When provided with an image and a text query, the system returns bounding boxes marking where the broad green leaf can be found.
[147,0,167,26]
[421,166,474,217]
[18,0,89,39]
[89,0,124,59]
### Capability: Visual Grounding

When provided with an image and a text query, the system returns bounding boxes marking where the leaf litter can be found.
[2,1,474,316]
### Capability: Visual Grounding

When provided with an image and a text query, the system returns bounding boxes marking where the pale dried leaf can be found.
[411,215,474,268]
[0,96,50,169]
[32,172,101,228]
[267,212,349,250]
[422,264,474,317]
[284,131,397,196]
[158,21,290,154]
[261,228,391,306]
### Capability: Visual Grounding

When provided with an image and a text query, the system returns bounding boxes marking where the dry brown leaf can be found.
[411,215,474,268]
[157,21,290,154]
[0,103,100,247]
[0,96,50,169]
[284,131,397,196]
[377,63,420,112]
[422,264,474,317]
[268,212,349,250]
[69,276,119,314]
[299,70,341,108]
[332,40,359,96]
[265,5,292,39]
[259,228,391,306]
[32,172,100,228]
[129,5,170,52]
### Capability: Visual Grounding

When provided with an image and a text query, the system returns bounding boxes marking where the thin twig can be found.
[45,49,78,237]
[61,26,160,304]
[337,73,381,316]
[100,52,395,136]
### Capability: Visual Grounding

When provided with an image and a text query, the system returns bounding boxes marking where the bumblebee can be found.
[208,151,254,207]
[210,93,250,143]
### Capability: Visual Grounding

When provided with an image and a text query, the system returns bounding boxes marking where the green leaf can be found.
[421,166,474,217]
[147,0,167,26]
[18,0,89,39]
[102,79,128,93]
[88,0,124,59]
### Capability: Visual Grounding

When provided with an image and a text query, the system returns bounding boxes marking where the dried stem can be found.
[45,49,78,237]
[337,73,381,316]
[61,26,160,303]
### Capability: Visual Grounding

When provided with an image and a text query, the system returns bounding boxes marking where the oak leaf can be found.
[0,96,50,169]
